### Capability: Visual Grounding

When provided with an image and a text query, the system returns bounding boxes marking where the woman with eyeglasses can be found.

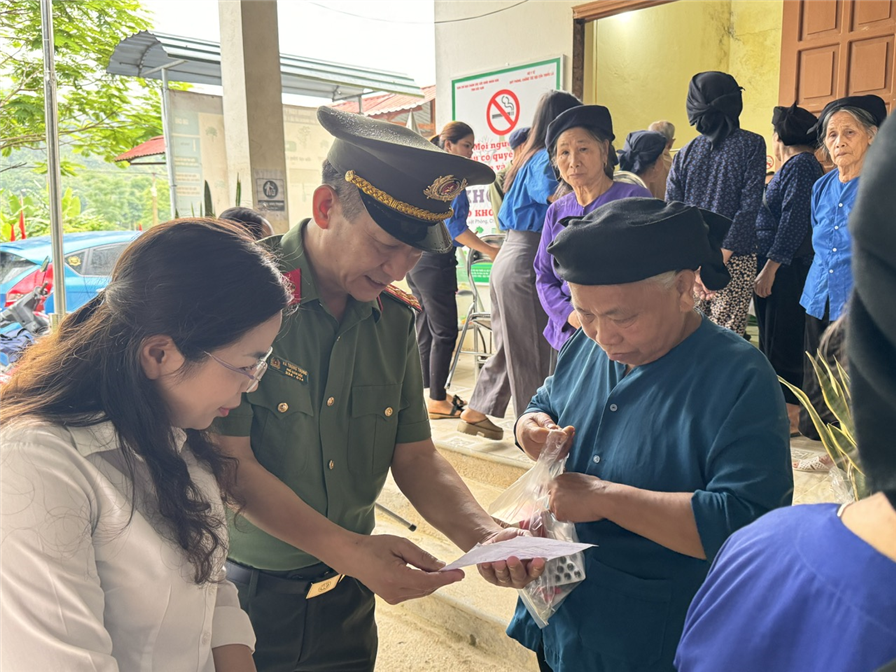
[0,219,291,672]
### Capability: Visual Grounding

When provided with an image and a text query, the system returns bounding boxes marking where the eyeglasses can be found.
[204,347,273,393]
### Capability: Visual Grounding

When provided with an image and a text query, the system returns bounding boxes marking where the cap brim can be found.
[359,191,453,254]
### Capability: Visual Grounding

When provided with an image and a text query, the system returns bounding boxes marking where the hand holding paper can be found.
[441,536,594,571]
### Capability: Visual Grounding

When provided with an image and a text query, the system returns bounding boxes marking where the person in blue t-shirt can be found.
[457,90,581,441]
[509,198,792,672]
[406,122,500,420]
[676,110,896,672]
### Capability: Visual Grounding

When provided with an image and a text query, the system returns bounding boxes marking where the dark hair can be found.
[437,121,474,149]
[321,159,366,222]
[220,206,272,241]
[0,219,292,583]
[504,90,582,192]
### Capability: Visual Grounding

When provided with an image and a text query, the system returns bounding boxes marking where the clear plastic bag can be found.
[488,430,586,628]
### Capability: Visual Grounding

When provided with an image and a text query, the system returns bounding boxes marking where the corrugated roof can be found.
[113,135,165,163]
[332,85,436,116]
[107,31,422,100]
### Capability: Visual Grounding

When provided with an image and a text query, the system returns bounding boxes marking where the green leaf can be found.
[204,181,215,218]
[809,353,854,442]
[779,376,840,465]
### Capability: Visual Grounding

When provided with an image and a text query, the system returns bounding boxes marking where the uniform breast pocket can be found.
[248,374,315,472]
[348,384,404,478]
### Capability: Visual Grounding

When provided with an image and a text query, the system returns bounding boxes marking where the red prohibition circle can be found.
[486,89,521,136]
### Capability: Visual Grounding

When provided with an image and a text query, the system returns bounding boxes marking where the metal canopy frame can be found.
[107,31,423,100]
[107,31,423,215]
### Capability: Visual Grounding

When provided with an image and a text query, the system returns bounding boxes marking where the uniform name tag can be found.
[306,574,344,599]
[268,356,309,384]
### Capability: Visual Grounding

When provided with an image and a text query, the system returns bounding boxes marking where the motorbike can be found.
[0,258,51,381]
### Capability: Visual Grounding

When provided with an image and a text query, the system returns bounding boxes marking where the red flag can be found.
[137,223,143,231]
[18,210,25,239]
[9,222,15,242]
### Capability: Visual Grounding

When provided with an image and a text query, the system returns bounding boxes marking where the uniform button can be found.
[592,455,601,464]
[829,269,834,274]
[384,407,394,417]
[278,402,289,413]
[609,404,618,412]
[834,225,840,230]
[832,247,837,252]
[328,460,335,470]
[201,632,211,645]
[327,397,335,407]
[838,203,843,207]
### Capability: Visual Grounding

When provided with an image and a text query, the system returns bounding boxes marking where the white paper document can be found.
[440,536,594,571]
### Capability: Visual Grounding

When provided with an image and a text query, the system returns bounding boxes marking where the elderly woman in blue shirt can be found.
[798,94,886,439]
[508,198,793,672]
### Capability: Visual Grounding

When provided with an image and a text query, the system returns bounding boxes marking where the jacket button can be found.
[327,397,335,407]
[328,460,335,470]
[384,407,394,417]
[278,403,289,413]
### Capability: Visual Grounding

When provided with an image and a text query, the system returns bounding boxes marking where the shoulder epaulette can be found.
[381,284,421,312]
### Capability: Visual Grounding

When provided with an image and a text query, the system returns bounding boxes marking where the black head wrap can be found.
[617,131,668,175]
[810,94,888,140]
[772,103,818,147]
[548,198,731,290]
[686,72,743,148]
[848,115,896,509]
[546,105,615,155]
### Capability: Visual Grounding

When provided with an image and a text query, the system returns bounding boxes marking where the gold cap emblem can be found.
[424,175,467,202]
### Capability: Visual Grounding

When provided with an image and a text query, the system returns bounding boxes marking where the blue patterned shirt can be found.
[666,129,767,256]
[800,169,859,321]
[756,153,824,264]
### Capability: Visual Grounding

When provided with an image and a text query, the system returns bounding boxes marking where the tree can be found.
[0,0,163,174]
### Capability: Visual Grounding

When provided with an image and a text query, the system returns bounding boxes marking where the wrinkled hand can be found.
[548,473,608,523]
[515,413,575,461]
[567,310,582,330]
[476,527,546,589]
[754,266,776,298]
[340,533,464,605]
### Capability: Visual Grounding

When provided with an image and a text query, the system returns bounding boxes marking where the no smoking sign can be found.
[486,89,521,136]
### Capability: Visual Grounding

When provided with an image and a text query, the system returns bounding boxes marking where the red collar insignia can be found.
[284,268,302,305]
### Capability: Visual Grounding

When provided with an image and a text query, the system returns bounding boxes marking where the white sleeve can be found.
[210,564,256,652]
[0,433,119,672]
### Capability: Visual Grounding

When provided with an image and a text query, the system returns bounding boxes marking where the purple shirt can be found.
[534,182,652,350]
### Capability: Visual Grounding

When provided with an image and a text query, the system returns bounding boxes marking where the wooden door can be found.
[779,0,896,114]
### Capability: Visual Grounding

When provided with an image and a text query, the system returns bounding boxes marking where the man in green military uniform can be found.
[213,107,542,672]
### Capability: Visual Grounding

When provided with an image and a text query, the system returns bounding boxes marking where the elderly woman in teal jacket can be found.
[507,198,793,672]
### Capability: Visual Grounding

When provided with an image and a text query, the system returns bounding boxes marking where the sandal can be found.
[457,416,504,441]
[429,395,466,420]
[792,455,833,472]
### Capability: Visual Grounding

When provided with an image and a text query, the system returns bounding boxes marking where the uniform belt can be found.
[225,560,345,599]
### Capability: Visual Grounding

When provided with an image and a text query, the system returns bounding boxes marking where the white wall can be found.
[434,0,580,128]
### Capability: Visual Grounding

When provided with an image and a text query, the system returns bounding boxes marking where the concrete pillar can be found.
[219,0,290,232]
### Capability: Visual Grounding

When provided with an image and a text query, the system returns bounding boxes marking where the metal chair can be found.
[446,233,505,388]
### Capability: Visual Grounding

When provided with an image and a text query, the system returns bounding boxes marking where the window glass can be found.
[82,244,129,277]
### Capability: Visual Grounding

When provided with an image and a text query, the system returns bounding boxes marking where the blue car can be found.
[0,231,142,315]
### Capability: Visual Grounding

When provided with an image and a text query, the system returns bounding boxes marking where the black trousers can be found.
[228,561,377,672]
[406,250,458,401]
[753,255,812,405]
[799,303,845,439]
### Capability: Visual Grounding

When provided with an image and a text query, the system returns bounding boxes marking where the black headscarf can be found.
[548,198,731,290]
[810,94,888,140]
[772,103,818,147]
[617,131,667,175]
[848,115,896,508]
[686,72,744,148]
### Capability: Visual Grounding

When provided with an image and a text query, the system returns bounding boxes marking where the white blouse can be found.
[0,421,255,671]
